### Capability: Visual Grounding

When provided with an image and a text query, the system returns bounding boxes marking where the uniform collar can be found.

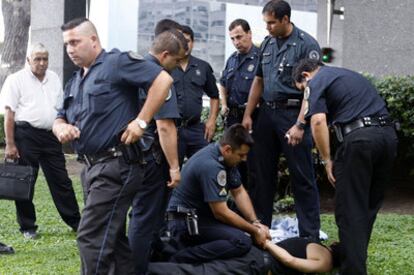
[145,53,161,66]
[214,142,225,164]
[274,24,301,53]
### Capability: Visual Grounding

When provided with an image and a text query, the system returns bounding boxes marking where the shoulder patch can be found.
[304,87,310,116]
[128,51,143,60]
[308,50,320,60]
[217,170,227,187]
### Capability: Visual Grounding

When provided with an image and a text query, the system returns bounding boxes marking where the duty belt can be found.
[333,115,393,143]
[78,147,123,167]
[177,117,200,128]
[265,98,301,109]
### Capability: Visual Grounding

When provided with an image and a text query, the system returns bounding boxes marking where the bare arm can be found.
[310,113,335,185]
[121,71,173,144]
[4,107,19,159]
[265,241,332,273]
[209,199,268,248]
[156,118,180,188]
[218,84,229,116]
[204,97,219,142]
[242,76,263,131]
[230,185,258,223]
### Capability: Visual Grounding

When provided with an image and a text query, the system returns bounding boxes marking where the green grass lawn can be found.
[1,172,413,274]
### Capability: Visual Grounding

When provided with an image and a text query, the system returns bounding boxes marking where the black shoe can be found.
[0,242,15,254]
[22,230,38,240]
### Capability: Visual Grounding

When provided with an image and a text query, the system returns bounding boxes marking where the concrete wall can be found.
[31,0,86,84]
[31,0,65,80]
[318,0,414,76]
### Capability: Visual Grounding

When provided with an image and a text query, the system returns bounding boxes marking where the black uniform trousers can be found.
[128,157,170,275]
[248,105,320,239]
[168,217,252,263]
[178,122,208,165]
[78,157,144,275]
[334,126,398,275]
[14,124,80,232]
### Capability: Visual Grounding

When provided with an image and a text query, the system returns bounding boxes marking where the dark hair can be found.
[181,25,194,41]
[292,58,323,83]
[229,19,251,32]
[329,242,341,268]
[154,19,183,36]
[151,29,188,55]
[219,124,254,150]
[61,17,89,31]
[262,0,291,21]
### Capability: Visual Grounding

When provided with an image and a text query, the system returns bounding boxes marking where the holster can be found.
[119,143,145,164]
[177,206,199,236]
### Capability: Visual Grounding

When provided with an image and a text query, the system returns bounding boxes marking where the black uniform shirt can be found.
[167,143,242,219]
[220,45,259,107]
[171,55,219,120]
[256,25,321,101]
[57,49,162,155]
[304,66,388,125]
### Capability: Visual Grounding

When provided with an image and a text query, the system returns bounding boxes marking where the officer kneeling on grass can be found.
[293,58,398,275]
[166,124,270,263]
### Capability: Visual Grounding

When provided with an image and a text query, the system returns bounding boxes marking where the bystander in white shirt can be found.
[0,67,63,130]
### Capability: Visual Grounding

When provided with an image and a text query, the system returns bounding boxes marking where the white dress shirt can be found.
[0,67,63,130]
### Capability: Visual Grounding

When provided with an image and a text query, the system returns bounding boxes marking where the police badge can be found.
[196,69,201,76]
[216,170,227,187]
[247,64,255,72]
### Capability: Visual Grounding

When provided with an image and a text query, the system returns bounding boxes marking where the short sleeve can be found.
[154,87,180,120]
[0,74,20,111]
[304,72,334,120]
[117,53,163,92]
[200,166,228,203]
[227,168,242,189]
[219,59,230,87]
[203,64,219,99]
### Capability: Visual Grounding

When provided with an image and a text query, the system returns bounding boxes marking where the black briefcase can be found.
[0,161,35,201]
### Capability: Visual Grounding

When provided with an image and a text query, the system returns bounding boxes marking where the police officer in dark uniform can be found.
[54,18,173,274]
[220,19,259,128]
[167,124,270,263]
[128,30,187,274]
[219,19,259,189]
[172,25,220,165]
[293,59,398,275]
[242,0,321,239]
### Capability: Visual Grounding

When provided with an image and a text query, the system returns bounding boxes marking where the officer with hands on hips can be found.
[219,18,259,128]
[53,18,173,274]
[172,25,220,165]
[167,124,270,263]
[293,58,398,275]
[242,0,321,239]
[128,29,188,274]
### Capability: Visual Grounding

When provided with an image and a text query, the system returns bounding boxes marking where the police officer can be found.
[54,18,173,274]
[293,59,398,275]
[242,0,321,239]
[172,25,220,165]
[219,19,259,127]
[128,29,188,274]
[167,124,270,263]
[219,19,259,189]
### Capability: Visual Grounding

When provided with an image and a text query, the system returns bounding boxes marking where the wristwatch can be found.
[136,118,148,130]
[295,120,307,130]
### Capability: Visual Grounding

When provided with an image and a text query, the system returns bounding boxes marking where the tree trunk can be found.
[0,0,31,88]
